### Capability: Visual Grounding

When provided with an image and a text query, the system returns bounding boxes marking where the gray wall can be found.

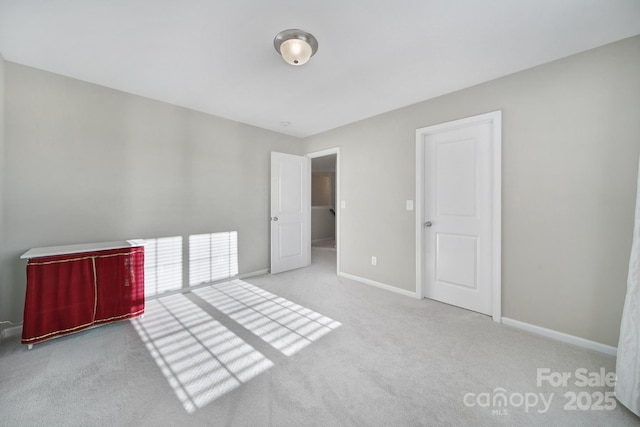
[311,167,336,241]
[311,208,335,241]
[2,36,638,347]
[0,63,302,327]
[304,35,640,347]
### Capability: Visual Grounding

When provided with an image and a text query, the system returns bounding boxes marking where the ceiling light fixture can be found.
[274,29,318,66]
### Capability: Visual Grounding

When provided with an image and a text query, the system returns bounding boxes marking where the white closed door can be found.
[270,152,311,274]
[423,119,496,315]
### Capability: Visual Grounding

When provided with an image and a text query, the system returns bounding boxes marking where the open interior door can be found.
[270,152,310,274]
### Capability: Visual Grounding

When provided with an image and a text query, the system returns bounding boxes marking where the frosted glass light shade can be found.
[280,39,312,65]
[274,29,318,66]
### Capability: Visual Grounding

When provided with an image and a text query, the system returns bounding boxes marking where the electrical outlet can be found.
[371,256,377,266]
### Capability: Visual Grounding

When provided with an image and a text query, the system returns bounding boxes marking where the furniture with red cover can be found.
[20,240,145,347]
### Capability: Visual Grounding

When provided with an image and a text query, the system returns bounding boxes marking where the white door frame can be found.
[307,147,340,276]
[415,111,502,322]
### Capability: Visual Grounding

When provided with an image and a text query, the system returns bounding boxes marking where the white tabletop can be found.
[20,239,146,259]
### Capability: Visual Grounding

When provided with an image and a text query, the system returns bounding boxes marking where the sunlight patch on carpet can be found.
[132,294,273,413]
[194,280,341,356]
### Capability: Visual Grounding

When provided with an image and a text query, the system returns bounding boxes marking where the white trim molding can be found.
[311,237,335,243]
[502,317,617,357]
[1,268,271,342]
[146,268,270,301]
[1,325,23,339]
[339,272,420,299]
[237,269,269,280]
[415,110,502,322]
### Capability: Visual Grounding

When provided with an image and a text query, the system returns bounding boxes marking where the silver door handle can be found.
[273,217,279,221]
[424,221,432,227]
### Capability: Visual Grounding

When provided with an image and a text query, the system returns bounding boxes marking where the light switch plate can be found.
[406,200,414,211]
[341,200,346,209]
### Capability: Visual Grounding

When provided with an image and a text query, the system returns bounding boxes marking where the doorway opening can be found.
[307,148,340,275]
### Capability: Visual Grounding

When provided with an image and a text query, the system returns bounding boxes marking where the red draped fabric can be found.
[23,254,95,343]
[94,248,145,324]
[22,247,144,345]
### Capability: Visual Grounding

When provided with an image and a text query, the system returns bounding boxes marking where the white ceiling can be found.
[1,0,639,138]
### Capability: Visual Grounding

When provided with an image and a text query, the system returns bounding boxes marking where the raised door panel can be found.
[271,152,310,274]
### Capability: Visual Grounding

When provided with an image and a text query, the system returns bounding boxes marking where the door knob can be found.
[424,221,432,227]
[273,217,279,221]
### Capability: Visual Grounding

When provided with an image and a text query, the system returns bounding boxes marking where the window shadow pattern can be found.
[194,280,341,357]
[189,231,238,287]
[143,236,183,298]
[132,293,273,414]
[133,280,341,413]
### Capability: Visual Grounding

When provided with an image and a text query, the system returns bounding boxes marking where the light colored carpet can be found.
[0,248,637,426]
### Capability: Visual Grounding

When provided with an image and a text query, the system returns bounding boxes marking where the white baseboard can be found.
[146,269,270,301]
[501,317,617,357]
[339,272,420,299]
[1,325,23,339]
[237,269,269,279]
[0,269,270,338]
[311,237,335,243]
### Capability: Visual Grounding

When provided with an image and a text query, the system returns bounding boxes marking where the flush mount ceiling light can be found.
[273,29,318,66]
